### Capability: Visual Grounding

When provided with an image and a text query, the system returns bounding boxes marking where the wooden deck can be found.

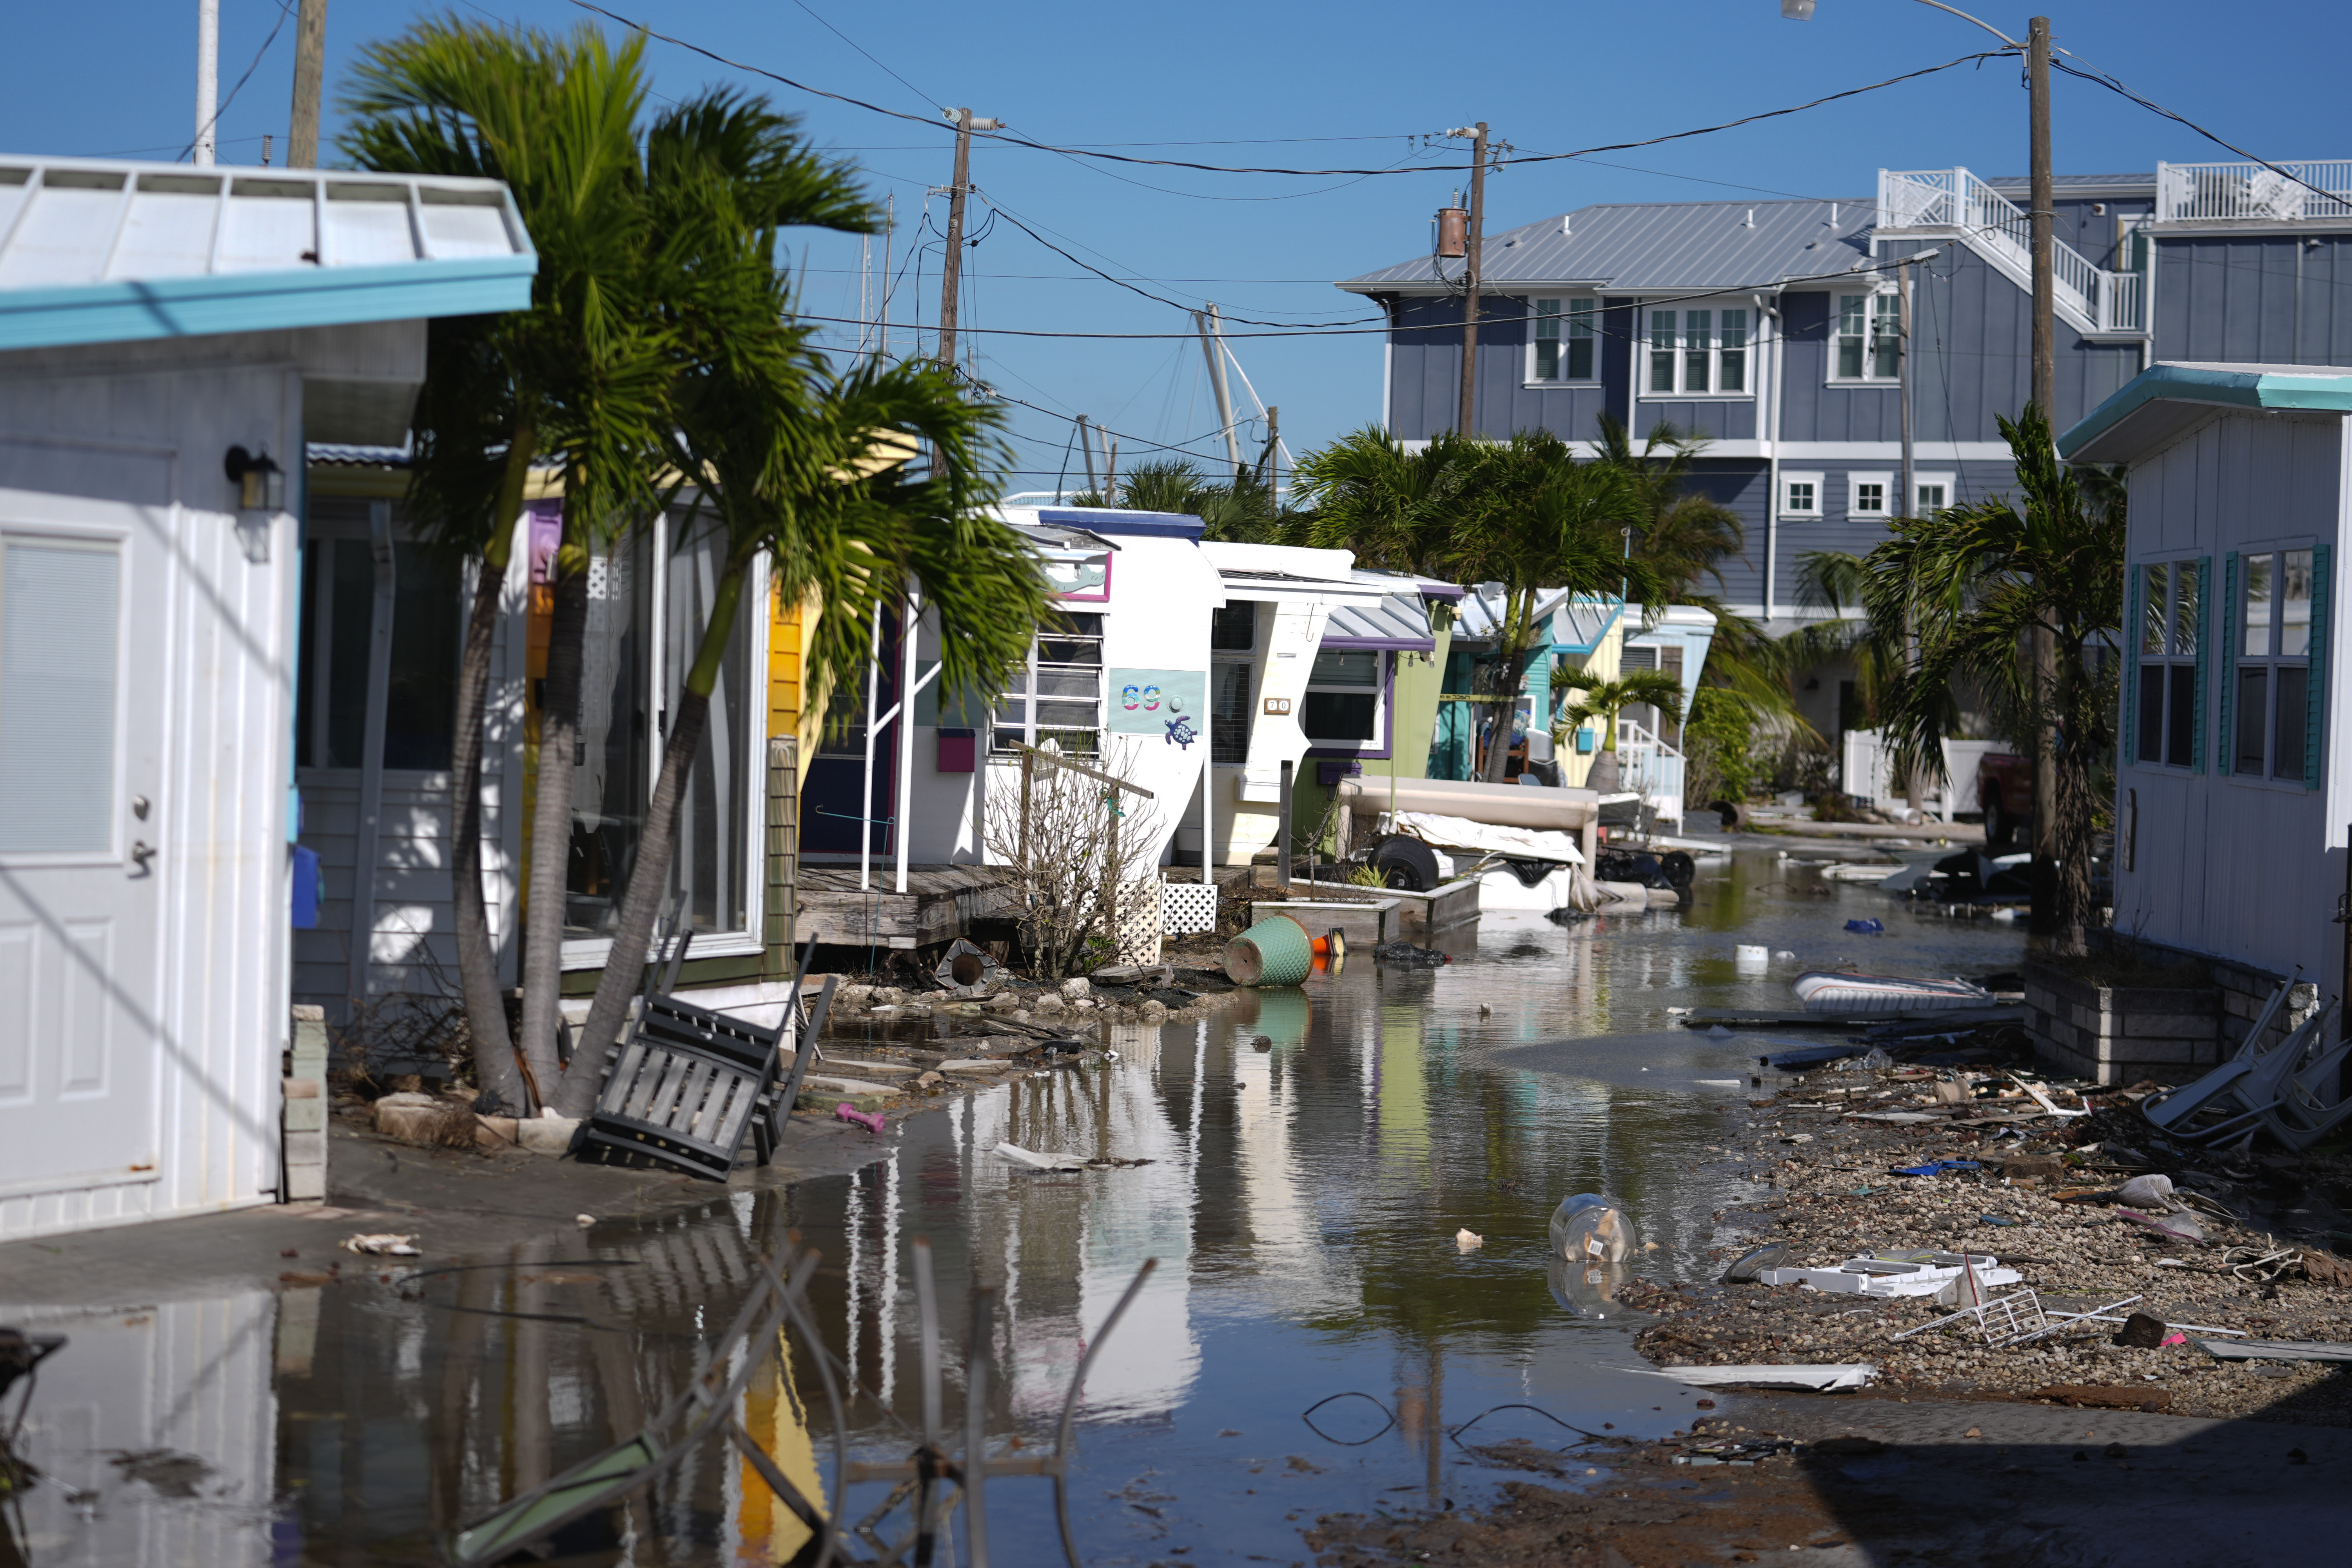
[795,864,1018,949]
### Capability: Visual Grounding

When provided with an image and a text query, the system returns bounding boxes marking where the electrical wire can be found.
[784,0,937,112]
[2052,57,2350,218]
[788,250,1952,341]
[181,0,296,162]
[980,201,1383,329]
[564,2,2001,181]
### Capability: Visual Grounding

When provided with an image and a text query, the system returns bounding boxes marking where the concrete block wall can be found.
[2024,964,2221,1085]
[283,1005,329,1201]
[2027,935,2318,1086]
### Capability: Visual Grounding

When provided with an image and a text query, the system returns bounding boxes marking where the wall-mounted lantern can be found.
[223,445,283,563]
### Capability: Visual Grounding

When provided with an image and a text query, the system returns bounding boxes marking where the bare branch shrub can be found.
[984,739,1164,979]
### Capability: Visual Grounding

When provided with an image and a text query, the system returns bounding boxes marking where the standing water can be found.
[1,851,2026,1565]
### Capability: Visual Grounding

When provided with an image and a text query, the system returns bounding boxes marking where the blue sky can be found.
[8,0,2343,490]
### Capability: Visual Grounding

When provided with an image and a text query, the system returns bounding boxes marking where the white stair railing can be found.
[1877,167,2145,334]
[1613,717,1687,823]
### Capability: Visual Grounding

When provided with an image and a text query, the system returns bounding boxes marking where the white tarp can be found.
[1390,811,1585,866]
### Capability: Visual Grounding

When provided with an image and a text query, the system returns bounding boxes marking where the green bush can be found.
[1682,688,1758,807]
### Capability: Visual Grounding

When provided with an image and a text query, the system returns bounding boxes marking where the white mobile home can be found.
[0,154,532,1240]
[2059,361,2351,991]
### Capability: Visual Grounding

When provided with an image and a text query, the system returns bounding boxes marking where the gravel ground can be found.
[1629,1039,2352,1424]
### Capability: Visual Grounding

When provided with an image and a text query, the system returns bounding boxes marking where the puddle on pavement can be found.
[1,850,2027,1565]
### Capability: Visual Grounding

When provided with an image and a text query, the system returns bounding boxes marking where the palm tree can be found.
[1550,669,1688,794]
[1078,456,1291,543]
[1294,427,1658,780]
[342,18,667,1107]
[1590,412,1797,728]
[554,104,1049,1114]
[1852,406,2124,953]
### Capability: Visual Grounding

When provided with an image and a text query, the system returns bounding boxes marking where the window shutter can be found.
[2305,542,2330,791]
[2217,553,2238,777]
[2190,556,2212,773]
[2122,565,2142,764]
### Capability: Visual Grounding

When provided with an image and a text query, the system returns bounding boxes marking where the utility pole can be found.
[1258,405,1280,487]
[1453,123,1490,437]
[880,192,893,363]
[1898,254,1922,815]
[194,0,219,166]
[287,0,328,167]
[935,108,1000,374]
[1078,415,1097,499]
[2027,15,2060,926]
[1196,305,1243,481]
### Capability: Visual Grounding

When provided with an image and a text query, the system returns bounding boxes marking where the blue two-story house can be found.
[1340,160,2352,637]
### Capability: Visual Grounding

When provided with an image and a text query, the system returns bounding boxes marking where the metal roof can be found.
[2060,360,2352,462]
[1338,197,1881,295]
[0,154,535,352]
[1982,172,2156,190]
[1323,592,1435,650]
[1452,586,1624,652]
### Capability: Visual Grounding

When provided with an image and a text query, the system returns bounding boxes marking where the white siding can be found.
[2112,410,2351,986]
[0,324,425,1239]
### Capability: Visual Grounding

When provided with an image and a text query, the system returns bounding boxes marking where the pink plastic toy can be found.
[835,1103,887,1135]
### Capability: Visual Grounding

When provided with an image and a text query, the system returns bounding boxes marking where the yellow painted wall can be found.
[1552,618,1626,789]
[770,583,826,786]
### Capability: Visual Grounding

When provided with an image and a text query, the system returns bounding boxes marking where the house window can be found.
[296,505,463,771]
[1780,471,1823,517]
[1532,298,1597,382]
[1845,473,1894,520]
[2227,549,2316,780]
[1210,601,1257,764]
[1645,307,1749,394]
[1913,472,1955,513]
[1304,649,1385,749]
[1835,293,1899,380]
[2134,559,2202,768]
[567,511,762,946]
[993,613,1104,757]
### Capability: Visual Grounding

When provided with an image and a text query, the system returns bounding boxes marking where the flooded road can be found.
[2,849,2028,1566]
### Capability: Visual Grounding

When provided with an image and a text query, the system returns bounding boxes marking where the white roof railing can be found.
[1877,166,2144,336]
[2155,161,2352,224]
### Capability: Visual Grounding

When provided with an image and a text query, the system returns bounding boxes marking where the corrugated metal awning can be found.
[1322,593,1434,651]
[0,155,535,352]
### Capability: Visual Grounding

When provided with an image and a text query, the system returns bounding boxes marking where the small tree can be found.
[1550,668,1687,794]
[982,742,1163,979]
[1855,405,2124,953]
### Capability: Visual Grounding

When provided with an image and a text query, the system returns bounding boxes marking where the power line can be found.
[791,251,1950,341]
[981,201,1383,328]
[564,2,2001,180]
[784,0,937,112]
[180,0,296,162]
[2052,56,2351,218]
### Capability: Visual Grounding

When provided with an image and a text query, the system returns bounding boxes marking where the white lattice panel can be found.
[1112,879,1163,964]
[1159,880,1219,937]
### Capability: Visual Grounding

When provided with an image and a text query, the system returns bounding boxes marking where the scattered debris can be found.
[1456,1228,1485,1250]
[341,1234,421,1257]
[1651,1363,1876,1392]
[835,1104,887,1135]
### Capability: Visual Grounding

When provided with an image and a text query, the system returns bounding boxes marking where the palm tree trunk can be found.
[1480,590,1534,782]
[558,556,750,1118]
[450,433,532,1110]
[519,549,589,1106]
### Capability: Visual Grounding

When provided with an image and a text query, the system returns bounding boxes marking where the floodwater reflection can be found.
[0,851,2026,1564]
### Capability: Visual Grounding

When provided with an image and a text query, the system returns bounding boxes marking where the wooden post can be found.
[1019,750,1034,870]
[1103,793,1121,964]
[1277,759,1293,893]
[763,734,797,981]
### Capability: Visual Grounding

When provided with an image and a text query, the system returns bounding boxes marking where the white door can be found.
[0,510,163,1200]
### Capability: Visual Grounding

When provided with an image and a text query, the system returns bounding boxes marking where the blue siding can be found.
[1771,458,2037,610]
[1906,243,2143,441]
[1777,290,1902,443]
[2154,233,2352,366]
[1681,461,1769,609]
[1636,396,1758,441]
